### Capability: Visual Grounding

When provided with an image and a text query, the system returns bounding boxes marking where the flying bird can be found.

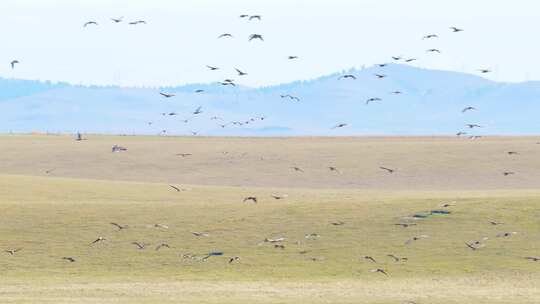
[291,166,304,172]
[239,14,249,18]
[374,74,387,79]
[450,27,464,32]
[111,17,123,23]
[129,20,147,25]
[328,166,341,173]
[131,242,148,250]
[392,56,402,61]
[331,221,345,226]
[379,166,395,173]
[456,132,467,136]
[207,65,219,71]
[338,74,356,80]
[503,172,515,176]
[249,15,262,21]
[191,231,209,237]
[176,153,192,157]
[193,106,203,115]
[405,58,417,63]
[110,222,128,230]
[426,49,441,53]
[218,33,233,39]
[10,60,19,69]
[195,89,204,93]
[249,34,264,41]
[391,91,402,95]
[423,34,438,39]
[155,243,171,251]
[387,254,408,262]
[395,223,416,228]
[370,268,388,276]
[478,69,491,74]
[169,185,186,192]
[83,21,98,27]
[332,123,348,129]
[405,235,429,245]
[462,107,476,113]
[4,248,22,255]
[489,221,504,226]
[160,92,175,98]
[90,237,106,245]
[466,124,483,129]
[235,68,248,76]
[271,194,289,200]
[525,257,540,262]
[288,56,299,60]
[62,257,76,262]
[229,256,240,263]
[366,97,382,105]
[243,196,258,203]
[363,256,377,263]
[507,151,519,155]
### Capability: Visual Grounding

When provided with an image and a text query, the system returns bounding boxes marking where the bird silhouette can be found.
[478,69,491,74]
[332,123,348,129]
[249,34,264,41]
[83,21,98,27]
[288,56,299,60]
[525,257,540,262]
[379,166,395,173]
[405,235,429,245]
[503,172,515,176]
[423,34,438,39]
[155,243,171,251]
[405,58,417,62]
[466,124,483,129]
[387,254,408,262]
[235,68,248,76]
[291,166,304,172]
[90,237,106,245]
[366,98,382,105]
[328,166,341,173]
[374,74,387,79]
[160,92,175,98]
[243,196,258,203]
[395,223,416,228]
[10,60,19,69]
[249,15,262,21]
[110,222,128,230]
[193,106,203,115]
[111,17,123,23]
[62,257,76,262]
[363,256,377,263]
[169,185,185,192]
[338,74,356,80]
[4,248,22,255]
[462,106,476,113]
[191,231,209,237]
[426,49,441,53]
[450,27,464,32]
[370,268,388,275]
[229,256,240,263]
[131,242,148,250]
[129,20,147,25]
[218,33,233,39]
[207,65,219,71]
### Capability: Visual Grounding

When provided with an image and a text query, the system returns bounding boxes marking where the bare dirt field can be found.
[0,135,538,303]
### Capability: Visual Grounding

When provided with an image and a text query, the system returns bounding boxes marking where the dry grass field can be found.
[0,135,539,303]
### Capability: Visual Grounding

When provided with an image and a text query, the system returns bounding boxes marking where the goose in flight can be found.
[229,256,240,263]
[271,194,288,200]
[466,124,483,129]
[478,69,491,74]
[450,27,464,32]
[4,248,22,255]
[374,74,387,79]
[387,254,408,262]
[191,231,209,237]
[62,257,76,262]
[129,20,147,25]
[405,58,417,63]
[83,21,98,27]
[503,172,515,176]
[218,33,233,39]
[423,34,438,39]
[392,56,402,61]
[456,131,467,136]
[193,106,203,115]
[363,256,377,263]
[111,17,123,23]
[221,81,236,86]
[370,268,388,276]
[426,49,441,53]
[249,15,262,21]
[155,243,171,251]
[291,166,304,173]
[489,221,503,226]
[366,97,382,105]
[207,65,219,71]
[110,222,128,230]
[497,232,517,238]
[507,151,519,155]
[288,56,299,60]
[10,60,19,69]
[328,166,340,173]
[154,223,169,229]
[331,221,345,226]
[525,257,540,262]
[395,223,416,228]
[195,89,204,93]
[131,242,149,250]
[332,123,348,129]
[202,251,224,260]
[379,166,395,173]
[263,237,286,243]
[239,14,249,18]
[391,91,402,95]
[405,235,429,245]
[169,185,186,192]
[338,74,356,80]
[176,153,192,157]
[249,34,264,41]
[243,196,258,203]
[160,92,175,98]
[462,106,476,113]
[235,68,247,76]
[45,168,56,174]
[90,236,106,245]
[377,63,388,67]
[465,242,480,251]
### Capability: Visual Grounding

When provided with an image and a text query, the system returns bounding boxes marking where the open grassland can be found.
[0,135,539,190]
[0,135,539,303]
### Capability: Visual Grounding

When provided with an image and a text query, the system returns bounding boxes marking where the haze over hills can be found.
[0,64,538,136]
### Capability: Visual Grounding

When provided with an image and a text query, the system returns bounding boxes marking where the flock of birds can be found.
[3,13,538,302]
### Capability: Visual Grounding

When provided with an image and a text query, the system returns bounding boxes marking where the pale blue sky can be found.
[0,0,538,87]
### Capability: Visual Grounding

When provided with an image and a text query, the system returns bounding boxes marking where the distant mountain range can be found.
[0,64,538,136]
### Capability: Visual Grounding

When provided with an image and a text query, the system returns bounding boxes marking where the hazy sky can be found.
[0,0,538,87]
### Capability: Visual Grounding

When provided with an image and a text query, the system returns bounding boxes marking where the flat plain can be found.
[0,135,539,303]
